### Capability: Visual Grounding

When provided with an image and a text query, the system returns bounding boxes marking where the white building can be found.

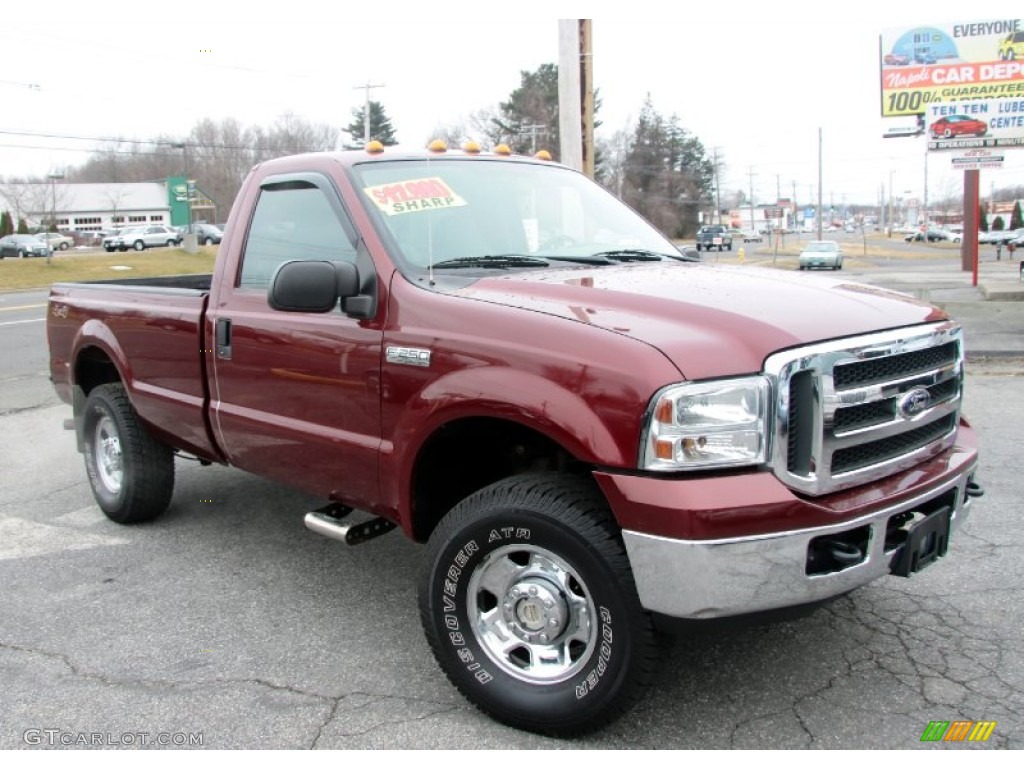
[0,182,173,232]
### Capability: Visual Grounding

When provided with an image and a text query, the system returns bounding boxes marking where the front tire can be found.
[59,242,69,250]
[133,240,145,252]
[82,383,174,523]
[419,473,660,736]
[204,237,214,246]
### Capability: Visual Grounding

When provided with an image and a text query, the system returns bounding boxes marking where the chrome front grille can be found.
[765,323,963,496]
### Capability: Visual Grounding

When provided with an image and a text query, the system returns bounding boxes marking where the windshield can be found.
[805,241,837,252]
[350,158,678,272]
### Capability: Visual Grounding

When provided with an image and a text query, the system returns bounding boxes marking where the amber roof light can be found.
[365,140,384,154]
[428,139,448,153]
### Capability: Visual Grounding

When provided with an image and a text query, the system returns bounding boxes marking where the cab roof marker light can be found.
[534,150,553,161]
[494,144,512,156]
[428,139,448,153]
[462,141,482,154]
[365,140,385,154]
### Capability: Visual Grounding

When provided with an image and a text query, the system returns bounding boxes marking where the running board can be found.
[304,508,396,546]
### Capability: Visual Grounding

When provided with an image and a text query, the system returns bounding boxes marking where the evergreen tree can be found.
[619,95,714,238]
[978,202,989,232]
[345,101,398,147]
[17,217,28,234]
[1011,201,1023,230]
[493,64,561,157]
[0,210,12,237]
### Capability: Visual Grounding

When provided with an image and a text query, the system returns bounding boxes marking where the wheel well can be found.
[410,417,585,542]
[75,347,121,395]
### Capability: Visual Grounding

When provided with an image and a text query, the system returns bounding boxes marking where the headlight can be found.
[640,376,770,471]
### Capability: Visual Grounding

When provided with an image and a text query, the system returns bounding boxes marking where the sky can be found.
[2,1,1023,211]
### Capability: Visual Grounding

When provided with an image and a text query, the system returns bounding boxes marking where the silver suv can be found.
[108,225,183,252]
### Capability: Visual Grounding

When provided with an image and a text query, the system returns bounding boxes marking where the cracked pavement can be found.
[0,363,1020,749]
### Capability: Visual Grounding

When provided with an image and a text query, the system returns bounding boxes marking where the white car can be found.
[106,225,183,252]
[798,240,843,271]
[37,231,75,251]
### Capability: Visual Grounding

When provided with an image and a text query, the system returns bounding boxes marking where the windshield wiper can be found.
[587,249,670,262]
[431,254,550,269]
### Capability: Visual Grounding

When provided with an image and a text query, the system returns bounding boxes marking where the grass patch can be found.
[0,247,217,291]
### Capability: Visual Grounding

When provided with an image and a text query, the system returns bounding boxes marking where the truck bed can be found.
[47,274,220,461]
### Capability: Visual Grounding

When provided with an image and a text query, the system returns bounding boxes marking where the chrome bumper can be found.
[621,468,977,620]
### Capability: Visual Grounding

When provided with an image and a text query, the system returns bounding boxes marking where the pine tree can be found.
[0,210,13,237]
[17,217,29,234]
[619,95,714,238]
[978,202,988,232]
[1011,201,1023,230]
[492,64,561,157]
[345,101,398,147]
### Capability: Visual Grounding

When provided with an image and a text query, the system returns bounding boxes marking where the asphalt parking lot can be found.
[1,255,1022,750]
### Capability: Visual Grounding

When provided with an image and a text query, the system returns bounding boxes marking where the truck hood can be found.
[452,262,946,380]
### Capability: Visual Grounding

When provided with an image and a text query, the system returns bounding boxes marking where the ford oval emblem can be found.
[898,387,932,419]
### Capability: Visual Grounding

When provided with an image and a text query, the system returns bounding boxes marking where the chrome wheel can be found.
[467,543,596,684]
[93,414,124,495]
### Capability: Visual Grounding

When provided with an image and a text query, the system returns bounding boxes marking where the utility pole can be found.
[580,19,594,179]
[713,148,722,225]
[748,166,756,234]
[888,168,895,238]
[923,146,929,228]
[353,81,384,145]
[522,124,547,153]
[817,127,823,240]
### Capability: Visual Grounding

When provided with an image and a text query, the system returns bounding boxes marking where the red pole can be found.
[961,169,979,286]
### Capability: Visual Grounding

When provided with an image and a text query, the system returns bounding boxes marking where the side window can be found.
[239,182,357,289]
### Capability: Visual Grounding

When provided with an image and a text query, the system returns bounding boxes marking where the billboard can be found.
[925,97,1024,150]
[880,19,1024,117]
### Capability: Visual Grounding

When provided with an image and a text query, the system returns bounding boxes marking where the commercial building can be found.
[0,177,215,232]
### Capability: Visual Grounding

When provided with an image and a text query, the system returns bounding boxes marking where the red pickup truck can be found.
[47,145,982,736]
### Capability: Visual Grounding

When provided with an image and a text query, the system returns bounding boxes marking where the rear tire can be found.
[419,473,661,736]
[59,242,69,250]
[82,383,174,523]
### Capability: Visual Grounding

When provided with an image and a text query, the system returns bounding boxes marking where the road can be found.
[0,271,1021,749]
[0,289,52,416]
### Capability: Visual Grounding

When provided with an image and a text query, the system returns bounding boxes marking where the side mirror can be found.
[268,260,361,314]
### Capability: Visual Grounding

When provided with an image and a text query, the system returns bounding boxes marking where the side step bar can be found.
[304,503,396,546]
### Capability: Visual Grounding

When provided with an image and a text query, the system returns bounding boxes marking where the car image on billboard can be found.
[930,115,988,139]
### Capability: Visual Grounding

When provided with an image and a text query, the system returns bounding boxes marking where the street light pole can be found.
[47,173,64,264]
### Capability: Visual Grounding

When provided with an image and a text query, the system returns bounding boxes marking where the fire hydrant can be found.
[738,246,745,264]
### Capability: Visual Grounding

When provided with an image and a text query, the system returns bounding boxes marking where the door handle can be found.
[216,318,232,360]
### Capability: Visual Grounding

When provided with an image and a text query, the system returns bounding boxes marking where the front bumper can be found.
[599,430,979,620]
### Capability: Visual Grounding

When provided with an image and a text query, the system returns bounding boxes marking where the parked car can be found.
[193,223,223,245]
[72,231,105,247]
[905,229,947,243]
[930,115,987,139]
[992,228,1024,245]
[0,234,52,259]
[798,240,842,270]
[102,229,126,252]
[883,52,910,66]
[108,225,183,252]
[37,231,75,251]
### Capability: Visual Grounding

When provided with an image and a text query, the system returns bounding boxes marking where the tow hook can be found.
[827,540,863,565]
